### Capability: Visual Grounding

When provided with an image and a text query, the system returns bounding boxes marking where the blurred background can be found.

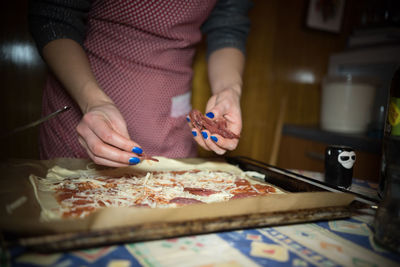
[1,0,399,182]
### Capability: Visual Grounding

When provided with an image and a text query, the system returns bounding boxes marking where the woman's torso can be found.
[40,0,217,159]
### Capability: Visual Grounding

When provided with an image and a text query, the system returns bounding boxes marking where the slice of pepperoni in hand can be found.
[188,109,240,139]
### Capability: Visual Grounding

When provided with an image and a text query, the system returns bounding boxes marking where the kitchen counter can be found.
[282,124,382,154]
[277,124,383,182]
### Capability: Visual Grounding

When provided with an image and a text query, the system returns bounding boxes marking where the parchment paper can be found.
[0,157,355,237]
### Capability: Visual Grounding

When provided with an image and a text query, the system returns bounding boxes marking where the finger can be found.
[187,115,202,134]
[186,115,210,151]
[191,128,211,151]
[77,125,143,165]
[208,134,239,151]
[200,130,227,155]
[206,108,242,138]
[186,115,195,130]
[78,136,130,167]
[205,96,217,116]
[204,106,223,121]
[81,114,142,153]
[205,94,231,121]
[109,115,130,139]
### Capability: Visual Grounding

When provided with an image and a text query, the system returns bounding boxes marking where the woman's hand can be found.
[190,47,245,155]
[190,87,242,154]
[42,39,145,167]
[76,101,144,167]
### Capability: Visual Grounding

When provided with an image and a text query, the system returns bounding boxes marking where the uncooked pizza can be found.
[30,157,284,220]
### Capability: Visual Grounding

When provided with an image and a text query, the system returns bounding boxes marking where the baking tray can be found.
[226,156,379,206]
[0,156,376,252]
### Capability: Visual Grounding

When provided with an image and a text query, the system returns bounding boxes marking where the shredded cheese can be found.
[39,169,282,218]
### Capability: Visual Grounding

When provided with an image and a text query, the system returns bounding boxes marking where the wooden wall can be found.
[0,2,46,160]
[1,0,363,162]
[193,0,361,162]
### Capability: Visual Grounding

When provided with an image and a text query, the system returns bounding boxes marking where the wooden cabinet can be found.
[277,135,382,183]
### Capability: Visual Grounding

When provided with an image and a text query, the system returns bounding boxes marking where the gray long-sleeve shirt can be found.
[28,0,252,57]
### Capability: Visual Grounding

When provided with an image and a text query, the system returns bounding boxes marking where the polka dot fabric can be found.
[40,0,217,160]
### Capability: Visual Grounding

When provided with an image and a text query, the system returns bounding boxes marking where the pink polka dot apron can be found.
[40,0,217,159]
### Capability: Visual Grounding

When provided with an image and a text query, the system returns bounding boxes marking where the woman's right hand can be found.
[41,39,144,167]
[76,101,144,167]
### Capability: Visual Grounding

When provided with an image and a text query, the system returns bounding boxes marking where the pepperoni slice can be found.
[72,199,94,205]
[254,184,277,193]
[235,179,251,187]
[188,109,240,139]
[184,187,218,196]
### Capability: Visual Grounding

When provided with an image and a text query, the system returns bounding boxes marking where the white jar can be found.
[320,75,376,134]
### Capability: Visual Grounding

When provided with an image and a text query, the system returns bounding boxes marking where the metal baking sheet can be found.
[0,156,375,252]
[226,156,378,206]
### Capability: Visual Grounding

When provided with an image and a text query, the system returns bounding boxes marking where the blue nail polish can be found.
[206,112,214,119]
[186,116,190,122]
[132,146,143,154]
[192,131,197,137]
[211,136,218,142]
[129,157,141,165]
[201,131,208,139]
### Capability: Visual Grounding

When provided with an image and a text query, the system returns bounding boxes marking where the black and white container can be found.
[324,145,356,189]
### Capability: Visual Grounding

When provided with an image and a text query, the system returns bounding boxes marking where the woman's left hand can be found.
[189,87,242,155]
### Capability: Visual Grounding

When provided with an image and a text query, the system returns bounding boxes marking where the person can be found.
[28,0,252,167]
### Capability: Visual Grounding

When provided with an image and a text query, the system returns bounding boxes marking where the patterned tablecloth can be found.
[2,174,400,267]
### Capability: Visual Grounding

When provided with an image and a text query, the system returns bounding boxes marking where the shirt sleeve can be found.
[201,0,253,57]
[28,0,91,54]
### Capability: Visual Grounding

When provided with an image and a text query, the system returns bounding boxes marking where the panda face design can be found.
[338,151,356,169]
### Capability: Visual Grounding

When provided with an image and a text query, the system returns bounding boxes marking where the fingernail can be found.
[211,136,218,142]
[192,131,197,137]
[206,112,214,119]
[132,146,143,154]
[129,157,141,165]
[186,116,190,122]
[201,131,208,139]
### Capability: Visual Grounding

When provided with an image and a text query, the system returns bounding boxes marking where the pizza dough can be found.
[30,157,284,221]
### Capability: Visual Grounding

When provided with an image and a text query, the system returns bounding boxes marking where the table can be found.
[2,175,400,267]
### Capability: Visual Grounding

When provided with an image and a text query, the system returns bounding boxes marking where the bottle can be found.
[374,66,400,253]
